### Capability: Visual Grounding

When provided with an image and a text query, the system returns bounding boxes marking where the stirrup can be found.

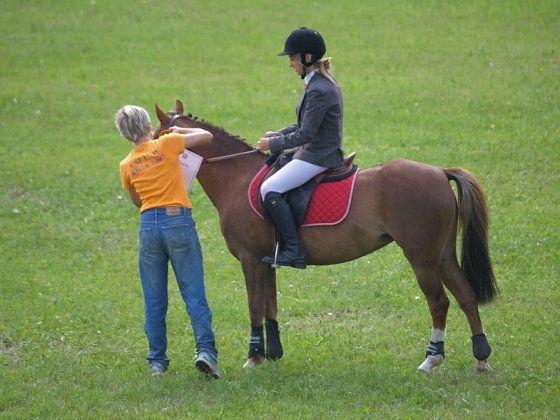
[262,242,307,269]
[270,241,280,268]
[263,255,307,269]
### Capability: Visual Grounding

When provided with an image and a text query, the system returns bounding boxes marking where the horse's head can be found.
[153,99,186,138]
[154,100,261,164]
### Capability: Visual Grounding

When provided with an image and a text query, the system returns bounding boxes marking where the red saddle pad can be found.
[248,166,358,227]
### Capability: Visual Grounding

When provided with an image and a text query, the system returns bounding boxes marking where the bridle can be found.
[165,114,258,163]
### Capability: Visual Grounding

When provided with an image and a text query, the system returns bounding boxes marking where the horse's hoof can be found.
[243,355,267,368]
[476,359,491,373]
[417,354,444,373]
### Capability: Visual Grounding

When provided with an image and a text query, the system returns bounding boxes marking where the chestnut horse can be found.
[155,100,499,373]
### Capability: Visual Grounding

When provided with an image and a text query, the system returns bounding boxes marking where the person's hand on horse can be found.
[256,137,271,152]
[257,132,282,152]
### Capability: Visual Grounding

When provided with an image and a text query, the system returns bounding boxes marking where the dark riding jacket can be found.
[268,72,344,168]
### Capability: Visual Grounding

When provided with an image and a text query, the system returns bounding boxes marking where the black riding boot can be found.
[262,192,307,269]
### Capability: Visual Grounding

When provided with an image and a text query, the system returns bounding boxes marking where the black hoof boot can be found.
[472,333,492,360]
[248,324,265,359]
[265,319,283,360]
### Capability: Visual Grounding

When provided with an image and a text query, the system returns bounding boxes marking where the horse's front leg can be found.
[264,266,283,361]
[240,258,279,368]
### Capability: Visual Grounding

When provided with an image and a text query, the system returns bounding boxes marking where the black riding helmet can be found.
[278,27,326,79]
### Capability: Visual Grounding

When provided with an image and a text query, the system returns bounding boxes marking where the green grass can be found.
[1,0,559,418]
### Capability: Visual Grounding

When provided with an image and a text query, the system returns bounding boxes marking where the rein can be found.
[167,114,258,164]
[204,150,258,163]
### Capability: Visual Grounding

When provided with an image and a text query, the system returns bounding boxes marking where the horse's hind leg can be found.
[441,256,492,372]
[407,258,450,374]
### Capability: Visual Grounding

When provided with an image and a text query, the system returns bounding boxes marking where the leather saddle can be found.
[257,150,357,226]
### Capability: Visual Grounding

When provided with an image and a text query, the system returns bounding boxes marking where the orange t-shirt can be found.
[120,133,193,213]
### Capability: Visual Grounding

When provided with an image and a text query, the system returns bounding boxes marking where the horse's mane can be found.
[176,111,257,152]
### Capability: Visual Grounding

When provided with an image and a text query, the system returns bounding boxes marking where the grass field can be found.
[1,0,559,418]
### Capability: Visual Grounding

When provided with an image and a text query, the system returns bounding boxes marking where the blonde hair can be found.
[314,57,338,86]
[115,105,151,141]
[291,53,339,87]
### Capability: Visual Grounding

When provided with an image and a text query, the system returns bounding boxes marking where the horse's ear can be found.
[155,103,168,124]
[175,99,184,115]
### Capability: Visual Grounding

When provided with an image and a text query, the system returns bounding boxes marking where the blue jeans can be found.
[138,207,217,367]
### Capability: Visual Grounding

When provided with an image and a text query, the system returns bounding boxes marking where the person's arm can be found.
[170,126,213,149]
[277,124,298,136]
[128,184,142,208]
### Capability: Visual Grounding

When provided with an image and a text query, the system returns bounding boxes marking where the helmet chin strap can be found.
[297,53,316,80]
[300,52,307,79]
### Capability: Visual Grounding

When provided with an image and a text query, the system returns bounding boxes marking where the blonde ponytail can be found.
[315,57,338,86]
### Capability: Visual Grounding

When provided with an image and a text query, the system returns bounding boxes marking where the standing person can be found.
[256,27,344,269]
[116,105,221,379]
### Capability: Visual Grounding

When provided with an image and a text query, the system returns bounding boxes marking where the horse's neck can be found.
[192,131,265,209]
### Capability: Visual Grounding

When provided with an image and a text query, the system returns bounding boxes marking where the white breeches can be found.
[260,159,327,200]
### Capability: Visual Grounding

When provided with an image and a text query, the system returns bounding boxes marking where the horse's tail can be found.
[444,167,499,304]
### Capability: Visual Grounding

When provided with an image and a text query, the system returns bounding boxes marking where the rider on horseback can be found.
[256,27,345,269]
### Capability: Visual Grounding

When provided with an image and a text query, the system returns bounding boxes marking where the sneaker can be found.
[149,361,168,376]
[195,352,221,379]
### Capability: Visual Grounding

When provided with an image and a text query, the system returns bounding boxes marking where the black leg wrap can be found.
[248,324,265,358]
[265,319,283,360]
[472,333,492,360]
[425,341,445,358]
